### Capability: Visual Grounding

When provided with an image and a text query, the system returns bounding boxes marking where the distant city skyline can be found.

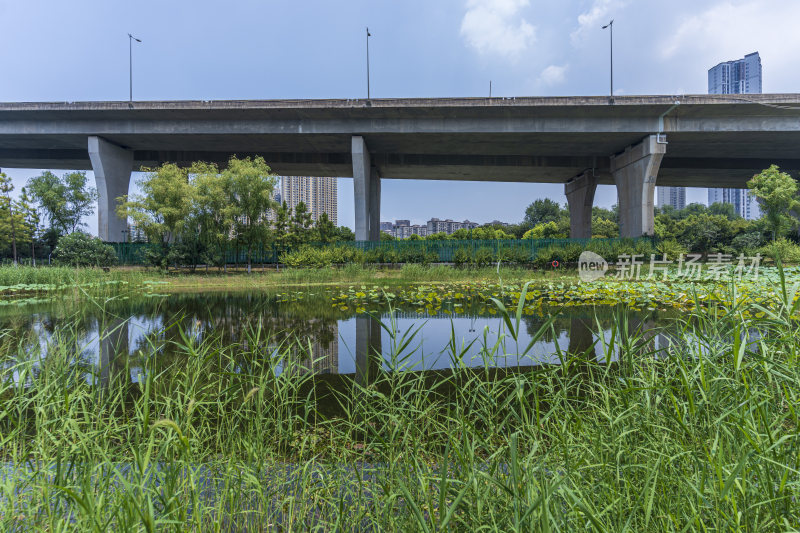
[2,0,796,232]
[382,217,482,239]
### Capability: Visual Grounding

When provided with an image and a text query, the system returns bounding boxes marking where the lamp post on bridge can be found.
[366,27,371,99]
[128,33,142,102]
[601,20,613,103]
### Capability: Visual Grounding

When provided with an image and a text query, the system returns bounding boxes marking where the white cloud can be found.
[539,64,569,85]
[570,0,628,44]
[460,0,536,59]
[660,0,800,92]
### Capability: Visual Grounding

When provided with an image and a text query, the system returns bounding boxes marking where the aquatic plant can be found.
[1,274,799,530]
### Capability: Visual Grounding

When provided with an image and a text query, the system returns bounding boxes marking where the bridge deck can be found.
[1,94,799,187]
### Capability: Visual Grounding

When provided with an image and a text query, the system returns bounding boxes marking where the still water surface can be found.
[0,291,679,379]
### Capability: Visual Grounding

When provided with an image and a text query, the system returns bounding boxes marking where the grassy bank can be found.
[1,283,799,530]
[0,264,573,294]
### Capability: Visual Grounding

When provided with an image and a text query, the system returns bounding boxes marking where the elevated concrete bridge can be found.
[1,94,799,240]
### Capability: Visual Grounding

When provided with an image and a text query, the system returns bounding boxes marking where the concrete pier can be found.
[611,135,666,238]
[565,171,597,239]
[88,136,132,242]
[352,136,381,241]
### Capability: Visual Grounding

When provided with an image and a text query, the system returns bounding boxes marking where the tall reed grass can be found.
[0,265,151,288]
[0,279,798,530]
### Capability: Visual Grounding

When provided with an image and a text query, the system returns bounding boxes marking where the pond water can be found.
[0,290,681,383]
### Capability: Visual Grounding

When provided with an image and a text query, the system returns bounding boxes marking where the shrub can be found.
[472,247,494,267]
[280,245,365,268]
[496,245,530,265]
[732,231,764,254]
[759,238,800,264]
[453,247,471,267]
[655,239,688,261]
[397,247,435,264]
[53,232,118,267]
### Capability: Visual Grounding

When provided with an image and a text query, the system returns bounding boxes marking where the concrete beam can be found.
[88,136,132,242]
[564,171,597,239]
[611,135,666,238]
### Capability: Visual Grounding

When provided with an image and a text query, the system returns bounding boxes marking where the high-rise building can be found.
[707,52,763,220]
[708,52,762,95]
[279,176,338,225]
[656,186,686,210]
[708,188,761,220]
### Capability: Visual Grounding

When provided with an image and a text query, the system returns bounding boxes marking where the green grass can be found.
[0,265,152,287]
[0,264,571,298]
[1,276,799,530]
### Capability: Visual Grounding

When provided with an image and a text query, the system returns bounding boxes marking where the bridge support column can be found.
[88,136,133,242]
[610,135,666,238]
[352,136,381,241]
[565,171,597,239]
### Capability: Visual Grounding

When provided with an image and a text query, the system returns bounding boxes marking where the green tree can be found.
[191,161,236,270]
[708,202,741,220]
[335,226,355,241]
[524,198,563,226]
[592,205,618,223]
[26,170,97,234]
[591,217,618,238]
[522,221,565,239]
[0,172,19,264]
[672,214,745,255]
[117,163,193,268]
[18,187,41,265]
[224,156,277,273]
[288,201,314,246]
[273,202,292,248]
[315,212,337,243]
[747,165,800,240]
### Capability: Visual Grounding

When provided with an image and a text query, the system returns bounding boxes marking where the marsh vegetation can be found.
[1,267,799,530]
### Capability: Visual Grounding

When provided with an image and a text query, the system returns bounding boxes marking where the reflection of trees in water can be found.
[1,293,684,382]
[127,293,341,373]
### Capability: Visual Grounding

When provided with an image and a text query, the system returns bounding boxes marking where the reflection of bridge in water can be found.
[96,312,677,386]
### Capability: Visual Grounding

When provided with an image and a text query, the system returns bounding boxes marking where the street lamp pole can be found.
[366,27,371,99]
[601,20,613,102]
[128,33,142,102]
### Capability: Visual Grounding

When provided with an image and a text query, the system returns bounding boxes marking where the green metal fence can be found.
[107,237,656,267]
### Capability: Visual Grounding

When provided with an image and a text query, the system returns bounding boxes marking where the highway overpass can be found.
[1,94,799,241]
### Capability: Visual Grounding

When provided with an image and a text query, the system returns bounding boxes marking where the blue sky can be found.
[2,0,798,232]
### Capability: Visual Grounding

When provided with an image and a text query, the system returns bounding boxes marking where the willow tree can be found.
[191,161,237,271]
[117,163,193,268]
[224,156,277,273]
